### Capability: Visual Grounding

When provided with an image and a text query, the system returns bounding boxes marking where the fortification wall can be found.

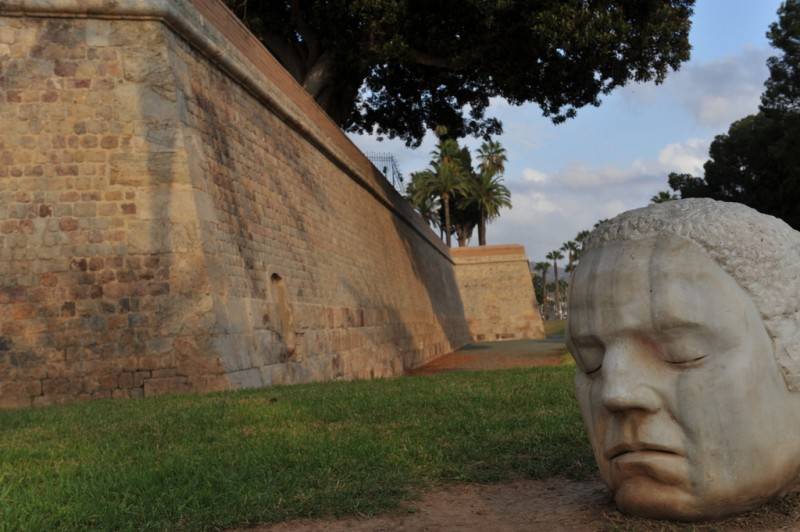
[452,245,544,342]
[0,0,470,408]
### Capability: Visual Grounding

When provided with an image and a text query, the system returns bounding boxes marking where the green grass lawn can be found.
[0,367,591,532]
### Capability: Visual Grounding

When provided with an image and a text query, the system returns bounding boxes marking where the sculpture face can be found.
[567,235,800,520]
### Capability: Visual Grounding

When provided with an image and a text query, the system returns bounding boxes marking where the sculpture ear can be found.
[777,343,800,392]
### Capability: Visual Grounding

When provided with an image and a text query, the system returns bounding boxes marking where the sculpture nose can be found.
[600,338,661,413]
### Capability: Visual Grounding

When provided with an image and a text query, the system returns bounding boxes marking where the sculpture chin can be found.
[614,478,776,522]
[614,479,707,521]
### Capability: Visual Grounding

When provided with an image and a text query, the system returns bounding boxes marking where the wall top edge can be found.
[0,0,173,16]
[0,0,452,261]
[450,244,527,258]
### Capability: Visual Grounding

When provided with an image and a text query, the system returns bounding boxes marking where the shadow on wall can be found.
[137,13,469,388]
[134,22,224,394]
[354,147,471,352]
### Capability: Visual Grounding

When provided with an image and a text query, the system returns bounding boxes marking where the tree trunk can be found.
[553,259,560,319]
[443,192,452,247]
[280,48,362,127]
[542,270,548,318]
[478,209,486,246]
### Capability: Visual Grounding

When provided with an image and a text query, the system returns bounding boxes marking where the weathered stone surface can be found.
[0,1,473,407]
[451,245,544,342]
[567,199,800,521]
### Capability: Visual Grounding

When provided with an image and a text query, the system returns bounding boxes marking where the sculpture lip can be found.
[605,442,684,461]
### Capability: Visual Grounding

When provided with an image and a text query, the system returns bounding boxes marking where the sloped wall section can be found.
[452,245,545,342]
[0,0,470,408]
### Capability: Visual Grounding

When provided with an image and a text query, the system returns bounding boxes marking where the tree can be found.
[451,195,480,247]
[415,137,469,247]
[407,171,440,232]
[561,240,579,272]
[410,134,512,246]
[574,230,591,261]
[467,172,512,246]
[533,261,550,310]
[668,113,800,229]
[468,140,512,246]
[546,250,565,318]
[477,140,507,178]
[650,190,678,203]
[225,0,694,146]
[451,145,480,247]
[762,0,800,113]
[667,1,800,229]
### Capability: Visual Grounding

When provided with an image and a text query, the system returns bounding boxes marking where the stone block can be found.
[143,376,189,397]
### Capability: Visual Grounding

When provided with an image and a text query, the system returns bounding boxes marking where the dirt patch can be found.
[242,479,800,532]
[249,478,609,532]
[408,339,568,376]
[408,352,565,375]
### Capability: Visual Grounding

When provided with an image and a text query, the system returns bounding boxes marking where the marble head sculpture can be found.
[566,198,800,521]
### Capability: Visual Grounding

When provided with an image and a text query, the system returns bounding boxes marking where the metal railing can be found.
[366,152,404,194]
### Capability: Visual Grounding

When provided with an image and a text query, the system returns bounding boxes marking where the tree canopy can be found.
[763,0,800,113]
[666,0,800,229]
[225,0,694,146]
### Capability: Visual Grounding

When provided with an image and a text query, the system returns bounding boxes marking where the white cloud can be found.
[657,138,709,175]
[522,168,549,183]
[487,136,712,260]
[506,190,560,221]
[623,46,770,129]
[558,161,653,188]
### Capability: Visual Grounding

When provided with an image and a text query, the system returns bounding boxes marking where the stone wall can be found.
[0,0,471,408]
[452,245,544,342]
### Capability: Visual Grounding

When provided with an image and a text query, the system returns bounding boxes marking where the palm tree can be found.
[651,190,677,204]
[471,140,511,246]
[407,171,440,233]
[465,171,512,245]
[533,261,550,312]
[451,146,480,247]
[574,229,591,262]
[418,138,469,247]
[546,249,565,318]
[561,240,579,272]
[476,140,508,177]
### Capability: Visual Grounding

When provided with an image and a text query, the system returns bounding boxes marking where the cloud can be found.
[657,138,709,175]
[623,47,770,129]
[557,161,653,188]
[514,137,711,192]
[522,168,549,183]
[488,136,712,260]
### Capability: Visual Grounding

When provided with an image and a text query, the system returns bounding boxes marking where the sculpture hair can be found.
[585,198,800,391]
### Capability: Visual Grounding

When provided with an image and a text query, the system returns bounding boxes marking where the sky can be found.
[349,0,784,264]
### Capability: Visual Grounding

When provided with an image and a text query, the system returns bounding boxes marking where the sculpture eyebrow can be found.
[652,316,706,333]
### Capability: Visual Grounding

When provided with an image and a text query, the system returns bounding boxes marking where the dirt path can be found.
[243,478,800,532]
[251,478,610,532]
[407,339,567,375]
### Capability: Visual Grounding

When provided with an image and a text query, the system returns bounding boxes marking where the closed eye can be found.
[666,354,707,366]
[569,341,604,376]
[585,364,602,375]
